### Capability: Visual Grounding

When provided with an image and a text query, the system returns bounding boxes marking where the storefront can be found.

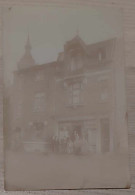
[57,117,110,154]
[57,118,98,154]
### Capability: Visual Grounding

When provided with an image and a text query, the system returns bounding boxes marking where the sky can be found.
[3,5,123,85]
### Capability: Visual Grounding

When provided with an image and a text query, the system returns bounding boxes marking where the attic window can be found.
[70,52,83,71]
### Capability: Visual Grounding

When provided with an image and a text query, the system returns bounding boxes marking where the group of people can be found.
[51,131,89,155]
[10,127,90,155]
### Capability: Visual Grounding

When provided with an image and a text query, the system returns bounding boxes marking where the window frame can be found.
[33,92,45,112]
[68,82,82,106]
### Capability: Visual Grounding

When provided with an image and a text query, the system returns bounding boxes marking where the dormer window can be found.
[70,51,83,72]
[77,53,83,69]
[71,57,76,72]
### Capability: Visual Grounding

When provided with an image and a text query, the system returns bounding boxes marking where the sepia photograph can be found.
[2,5,130,190]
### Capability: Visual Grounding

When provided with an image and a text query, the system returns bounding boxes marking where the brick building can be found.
[9,34,125,154]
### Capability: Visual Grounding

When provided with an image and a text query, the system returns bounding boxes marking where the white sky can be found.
[3,6,123,85]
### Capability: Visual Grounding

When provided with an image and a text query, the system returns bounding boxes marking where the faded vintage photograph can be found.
[3,5,130,190]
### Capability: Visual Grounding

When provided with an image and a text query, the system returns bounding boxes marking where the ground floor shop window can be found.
[53,120,97,155]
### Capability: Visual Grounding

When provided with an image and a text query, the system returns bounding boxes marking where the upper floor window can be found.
[98,48,106,62]
[33,93,45,112]
[99,79,109,102]
[68,82,82,106]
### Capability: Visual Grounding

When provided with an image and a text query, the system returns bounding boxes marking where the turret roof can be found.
[18,34,35,70]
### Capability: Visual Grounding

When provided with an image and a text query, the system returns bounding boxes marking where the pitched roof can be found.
[65,35,116,56]
[17,35,116,72]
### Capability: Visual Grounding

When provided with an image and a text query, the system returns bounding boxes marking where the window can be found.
[84,120,97,152]
[100,118,110,152]
[99,79,109,102]
[70,52,83,72]
[71,58,76,72]
[76,53,83,69]
[98,52,102,61]
[33,93,45,112]
[68,82,82,105]
[98,48,106,62]
[88,129,96,152]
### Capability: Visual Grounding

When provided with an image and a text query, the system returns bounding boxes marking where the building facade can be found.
[9,34,123,154]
